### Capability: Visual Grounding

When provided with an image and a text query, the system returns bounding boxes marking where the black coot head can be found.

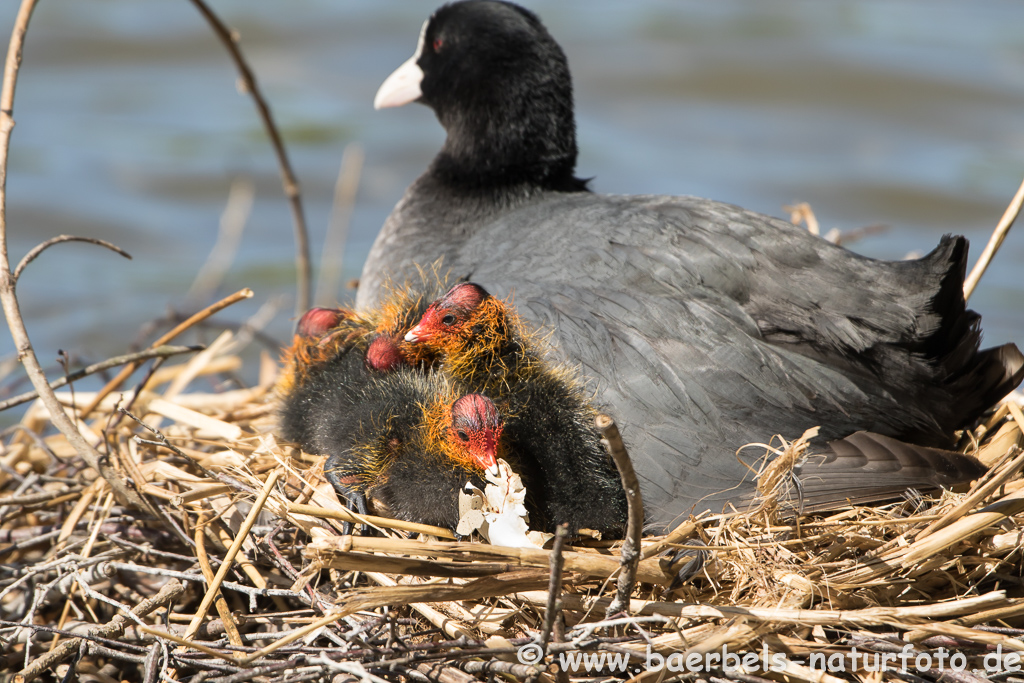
[376,0,584,192]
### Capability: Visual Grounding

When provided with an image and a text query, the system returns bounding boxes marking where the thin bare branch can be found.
[0,344,202,412]
[17,580,186,682]
[188,0,311,314]
[540,523,568,652]
[13,235,131,282]
[964,174,1024,299]
[597,413,643,619]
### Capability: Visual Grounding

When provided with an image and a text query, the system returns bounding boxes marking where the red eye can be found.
[433,38,444,52]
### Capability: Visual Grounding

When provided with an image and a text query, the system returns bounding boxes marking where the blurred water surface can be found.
[1,0,1022,419]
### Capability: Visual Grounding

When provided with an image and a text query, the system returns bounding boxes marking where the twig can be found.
[0,345,202,412]
[135,624,242,664]
[184,470,282,640]
[13,235,130,281]
[80,287,253,418]
[195,514,245,647]
[540,523,568,653]
[17,579,186,683]
[596,414,643,619]
[188,0,311,314]
[964,174,1024,299]
[105,562,310,603]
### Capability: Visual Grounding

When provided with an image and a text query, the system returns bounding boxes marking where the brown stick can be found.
[0,344,201,412]
[17,579,186,683]
[540,523,569,652]
[195,514,244,647]
[188,0,311,314]
[184,470,281,640]
[964,174,1024,299]
[596,413,643,618]
[79,287,253,418]
[308,534,670,585]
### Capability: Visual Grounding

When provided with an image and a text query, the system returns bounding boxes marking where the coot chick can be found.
[360,1,1022,527]
[280,358,502,530]
[407,282,627,535]
[280,274,451,392]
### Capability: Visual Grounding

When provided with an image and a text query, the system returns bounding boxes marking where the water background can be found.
[1,0,1023,422]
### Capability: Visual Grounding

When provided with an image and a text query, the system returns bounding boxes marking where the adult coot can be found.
[359,0,1023,528]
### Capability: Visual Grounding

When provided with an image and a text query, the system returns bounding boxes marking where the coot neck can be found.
[426,95,589,201]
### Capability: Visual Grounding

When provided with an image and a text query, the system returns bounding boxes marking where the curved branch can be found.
[188,0,311,315]
[0,0,154,514]
[13,234,131,281]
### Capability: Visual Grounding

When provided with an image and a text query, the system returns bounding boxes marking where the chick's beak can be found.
[477,430,500,477]
[404,324,425,343]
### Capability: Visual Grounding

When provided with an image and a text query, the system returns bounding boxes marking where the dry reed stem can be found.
[308,535,670,585]
[195,514,244,647]
[185,178,254,309]
[315,143,364,307]
[917,445,1024,537]
[135,624,242,664]
[964,174,1024,299]
[284,501,456,539]
[184,469,281,640]
[80,288,254,418]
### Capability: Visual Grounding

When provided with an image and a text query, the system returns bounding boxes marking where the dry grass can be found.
[1,338,1022,683]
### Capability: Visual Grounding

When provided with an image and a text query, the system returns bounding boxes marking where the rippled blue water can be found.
[1,0,1022,414]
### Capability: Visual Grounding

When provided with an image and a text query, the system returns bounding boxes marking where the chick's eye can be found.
[456,430,469,442]
[441,314,456,326]
[433,38,444,51]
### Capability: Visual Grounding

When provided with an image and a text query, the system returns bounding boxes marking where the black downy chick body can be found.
[280,357,502,531]
[407,282,627,536]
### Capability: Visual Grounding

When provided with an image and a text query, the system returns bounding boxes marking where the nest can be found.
[2,333,1023,683]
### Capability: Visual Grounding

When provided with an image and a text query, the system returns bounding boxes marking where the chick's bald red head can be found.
[449,393,502,474]
[405,282,490,343]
